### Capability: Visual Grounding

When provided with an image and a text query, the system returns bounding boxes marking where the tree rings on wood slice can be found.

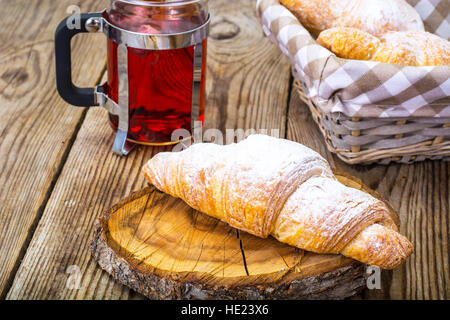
[90,171,395,299]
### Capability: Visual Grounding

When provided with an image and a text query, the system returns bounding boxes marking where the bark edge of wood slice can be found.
[90,170,395,299]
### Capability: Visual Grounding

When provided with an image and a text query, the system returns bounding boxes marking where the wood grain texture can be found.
[287,87,449,300]
[0,0,108,297]
[6,0,292,299]
[90,181,371,300]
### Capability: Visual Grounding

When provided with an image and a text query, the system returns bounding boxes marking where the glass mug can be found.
[55,0,209,155]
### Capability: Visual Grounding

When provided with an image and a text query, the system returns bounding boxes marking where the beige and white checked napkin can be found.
[256,0,450,119]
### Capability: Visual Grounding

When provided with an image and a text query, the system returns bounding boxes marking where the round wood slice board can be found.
[90,170,398,299]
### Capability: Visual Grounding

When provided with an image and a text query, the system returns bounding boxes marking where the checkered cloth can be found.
[256,0,450,118]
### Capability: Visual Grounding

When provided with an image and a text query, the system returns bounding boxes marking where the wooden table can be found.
[0,0,448,300]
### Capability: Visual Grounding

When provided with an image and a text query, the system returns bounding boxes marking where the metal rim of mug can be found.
[100,11,210,50]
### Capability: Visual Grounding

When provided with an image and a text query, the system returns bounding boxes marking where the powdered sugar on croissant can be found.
[143,135,413,269]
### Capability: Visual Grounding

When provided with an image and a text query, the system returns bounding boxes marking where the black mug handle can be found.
[55,12,102,107]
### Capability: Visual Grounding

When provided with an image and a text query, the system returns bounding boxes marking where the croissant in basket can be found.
[317,28,450,66]
[143,135,413,269]
[280,0,424,37]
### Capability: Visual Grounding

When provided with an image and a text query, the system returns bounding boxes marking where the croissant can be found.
[142,135,413,269]
[317,27,450,66]
[280,0,424,37]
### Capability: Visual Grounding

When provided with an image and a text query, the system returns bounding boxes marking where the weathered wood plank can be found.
[0,0,108,297]
[287,86,449,300]
[6,0,291,299]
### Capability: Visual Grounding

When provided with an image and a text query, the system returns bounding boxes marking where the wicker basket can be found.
[258,0,450,165]
[295,79,450,165]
